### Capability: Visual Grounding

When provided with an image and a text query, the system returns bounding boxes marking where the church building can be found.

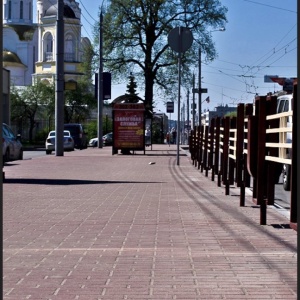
[3,0,92,87]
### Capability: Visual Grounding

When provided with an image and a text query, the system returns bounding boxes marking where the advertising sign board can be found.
[113,103,145,151]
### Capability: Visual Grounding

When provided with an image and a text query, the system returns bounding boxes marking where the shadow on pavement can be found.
[4,178,163,185]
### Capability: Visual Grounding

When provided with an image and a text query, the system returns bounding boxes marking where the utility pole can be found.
[198,47,202,126]
[55,0,64,156]
[187,89,190,140]
[97,11,104,148]
[192,74,195,129]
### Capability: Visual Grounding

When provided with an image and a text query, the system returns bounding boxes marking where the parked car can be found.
[88,132,113,147]
[2,123,23,163]
[103,132,113,146]
[64,123,88,149]
[88,137,98,147]
[45,130,75,154]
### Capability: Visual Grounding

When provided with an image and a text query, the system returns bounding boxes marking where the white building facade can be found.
[3,0,91,87]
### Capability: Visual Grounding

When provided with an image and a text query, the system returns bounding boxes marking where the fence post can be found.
[222,117,230,195]
[256,96,268,225]
[265,95,278,206]
[209,118,215,181]
[218,117,223,187]
[228,117,236,185]
[214,117,221,186]
[290,84,297,229]
[198,125,204,170]
[244,104,253,188]
[236,104,245,206]
[196,126,201,169]
[236,104,244,188]
[203,125,209,176]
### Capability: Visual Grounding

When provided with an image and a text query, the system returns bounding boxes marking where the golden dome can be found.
[3,50,26,67]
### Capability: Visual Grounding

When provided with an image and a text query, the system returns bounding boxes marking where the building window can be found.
[65,34,75,61]
[44,33,53,61]
[8,1,12,19]
[29,2,32,20]
[20,0,23,19]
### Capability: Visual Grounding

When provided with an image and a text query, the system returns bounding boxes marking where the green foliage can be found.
[125,74,138,97]
[64,80,97,123]
[79,43,97,86]
[85,116,112,140]
[95,0,228,115]
[225,111,237,118]
[85,120,98,140]
[10,81,55,142]
[34,128,49,144]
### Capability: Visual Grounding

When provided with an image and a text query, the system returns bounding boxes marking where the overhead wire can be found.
[205,22,297,100]
[243,0,297,14]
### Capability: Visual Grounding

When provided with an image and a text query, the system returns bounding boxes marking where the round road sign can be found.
[168,27,193,53]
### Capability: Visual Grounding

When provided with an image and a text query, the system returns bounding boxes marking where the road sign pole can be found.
[177,49,181,165]
[168,26,193,165]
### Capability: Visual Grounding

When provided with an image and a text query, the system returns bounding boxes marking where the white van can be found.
[276,94,293,191]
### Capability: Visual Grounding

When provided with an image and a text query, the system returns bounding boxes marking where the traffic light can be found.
[94,72,111,100]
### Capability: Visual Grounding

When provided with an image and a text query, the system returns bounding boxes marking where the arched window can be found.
[65,34,75,61]
[43,33,53,61]
[20,0,23,19]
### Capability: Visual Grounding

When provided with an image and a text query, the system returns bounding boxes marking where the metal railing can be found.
[189,87,296,230]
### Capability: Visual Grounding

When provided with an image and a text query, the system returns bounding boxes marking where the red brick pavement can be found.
[3,144,297,299]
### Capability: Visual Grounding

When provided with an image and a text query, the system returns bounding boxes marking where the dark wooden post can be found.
[228,117,236,185]
[290,84,297,230]
[214,117,221,186]
[203,125,209,176]
[256,96,268,225]
[209,118,215,181]
[222,117,230,195]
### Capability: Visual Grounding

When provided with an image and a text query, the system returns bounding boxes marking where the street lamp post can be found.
[97,10,104,148]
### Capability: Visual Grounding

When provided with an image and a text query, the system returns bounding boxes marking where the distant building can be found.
[2,0,92,133]
[3,0,91,88]
[201,105,237,126]
[34,0,91,85]
[3,0,38,86]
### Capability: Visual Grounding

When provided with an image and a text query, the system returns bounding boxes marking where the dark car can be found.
[103,132,113,146]
[63,123,88,149]
[88,132,113,147]
[2,123,23,163]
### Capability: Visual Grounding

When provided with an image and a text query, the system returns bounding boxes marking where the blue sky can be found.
[77,0,297,115]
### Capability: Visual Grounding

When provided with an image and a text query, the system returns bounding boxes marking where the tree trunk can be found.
[144,70,155,118]
[29,118,35,143]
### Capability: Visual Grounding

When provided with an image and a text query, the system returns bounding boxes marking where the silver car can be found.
[45,130,75,154]
[2,123,23,163]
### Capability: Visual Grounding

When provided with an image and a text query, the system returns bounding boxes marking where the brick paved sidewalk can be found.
[3,144,297,299]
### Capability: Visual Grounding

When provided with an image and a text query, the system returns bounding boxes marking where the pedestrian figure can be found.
[166,132,170,146]
[171,128,177,144]
[145,127,151,146]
